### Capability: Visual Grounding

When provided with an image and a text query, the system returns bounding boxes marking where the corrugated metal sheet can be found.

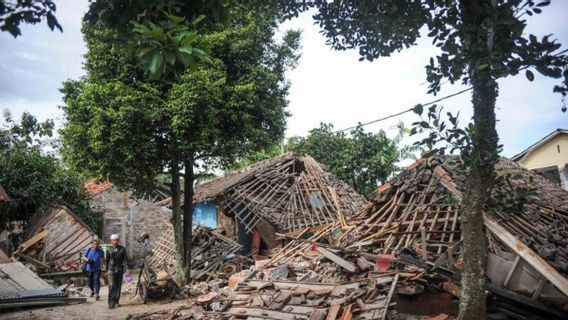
[0,262,64,303]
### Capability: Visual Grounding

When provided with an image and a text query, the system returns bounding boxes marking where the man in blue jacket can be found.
[83,238,104,300]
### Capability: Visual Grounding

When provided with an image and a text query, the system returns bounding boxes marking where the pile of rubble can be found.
[136,156,568,320]
[150,224,243,282]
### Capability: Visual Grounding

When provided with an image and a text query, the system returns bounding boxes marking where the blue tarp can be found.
[193,201,217,228]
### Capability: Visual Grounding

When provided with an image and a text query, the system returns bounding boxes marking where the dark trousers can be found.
[107,272,123,306]
[88,270,101,294]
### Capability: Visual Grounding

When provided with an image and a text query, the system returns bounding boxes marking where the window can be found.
[309,192,324,209]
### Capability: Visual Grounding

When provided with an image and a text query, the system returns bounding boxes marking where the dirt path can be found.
[0,284,190,320]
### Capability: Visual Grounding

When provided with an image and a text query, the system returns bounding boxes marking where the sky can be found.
[1,1,567,158]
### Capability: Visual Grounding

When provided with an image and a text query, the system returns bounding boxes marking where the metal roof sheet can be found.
[0,262,64,302]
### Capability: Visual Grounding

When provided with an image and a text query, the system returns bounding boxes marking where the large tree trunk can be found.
[458,80,498,320]
[458,1,500,319]
[182,157,195,285]
[170,162,186,283]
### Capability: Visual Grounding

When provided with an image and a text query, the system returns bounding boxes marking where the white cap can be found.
[110,234,120,240]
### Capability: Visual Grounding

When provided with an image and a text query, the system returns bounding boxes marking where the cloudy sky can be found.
[1,1,567,157]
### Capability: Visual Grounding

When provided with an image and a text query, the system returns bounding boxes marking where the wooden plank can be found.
[326,305,341,320]
[484,212,568,297]
[316,247,356,272]
[329,187,347,229]
[224,307,302,320]
[503,255,520,289]
[310,309,328,320]
[245,280,361,291]
[442,282,461,298]
[340,304,352,320]
[15,229,49,254]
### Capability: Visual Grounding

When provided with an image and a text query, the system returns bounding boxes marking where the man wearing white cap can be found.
[106,234,129,309]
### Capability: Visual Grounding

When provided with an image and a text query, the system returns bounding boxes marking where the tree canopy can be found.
[0,111,96,237]
[61,3,300,282]
[288,123,409,197]
[0,0,62,37]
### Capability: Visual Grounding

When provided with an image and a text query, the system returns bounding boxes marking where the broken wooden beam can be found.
[316,247,356,273]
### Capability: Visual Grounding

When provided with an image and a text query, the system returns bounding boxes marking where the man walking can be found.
[83,239,104,300]
[106,234,129,309]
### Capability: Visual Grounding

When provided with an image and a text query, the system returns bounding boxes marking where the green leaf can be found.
[164,52,176,65]
[175,51,193,67]
[192,15,206,26]
[179,45,193,55]
[525,70,534,81]
[412,104,423,115]
[137,47,155,58]
[148,52,164,75]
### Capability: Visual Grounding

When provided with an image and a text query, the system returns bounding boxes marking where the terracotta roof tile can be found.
[84,178,113,196]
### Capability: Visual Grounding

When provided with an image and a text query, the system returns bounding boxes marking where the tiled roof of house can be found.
[84,178,113,196]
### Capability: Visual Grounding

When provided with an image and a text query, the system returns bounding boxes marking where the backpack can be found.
[81,248,92,276]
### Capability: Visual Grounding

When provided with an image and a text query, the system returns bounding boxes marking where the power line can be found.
[335,87,473,132]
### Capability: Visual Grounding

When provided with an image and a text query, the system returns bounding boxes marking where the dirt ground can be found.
[0,283,190,320]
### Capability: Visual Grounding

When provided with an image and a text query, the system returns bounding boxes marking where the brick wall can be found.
[91,188,173,267]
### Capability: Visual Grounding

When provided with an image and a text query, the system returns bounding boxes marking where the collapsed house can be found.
[188,153,366,256]
[12,205,95,274]
[248,156,568,319]
[86,179,173,266]
[148,153,366,282]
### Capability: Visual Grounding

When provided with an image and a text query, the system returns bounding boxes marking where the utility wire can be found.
[335,87,473,132]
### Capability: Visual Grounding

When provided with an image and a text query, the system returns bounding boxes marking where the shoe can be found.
[109,304,115,309]
[96,295,100,301]
[90,292,95,297]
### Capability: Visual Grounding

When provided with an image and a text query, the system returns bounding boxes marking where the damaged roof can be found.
[84,178,113,196]
[266,155,568,312]
[368,156,568,276]
[0,262,65,307]
[19,205,95,267]
[195,153,367,233]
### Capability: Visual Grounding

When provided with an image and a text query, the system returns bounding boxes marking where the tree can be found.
[0,0,62,37]
[288,123,408,197]
[61,4,300,283]
[280,1,567,319]
[0,111,95,238]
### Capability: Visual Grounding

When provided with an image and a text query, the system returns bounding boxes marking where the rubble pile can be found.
[134,156,568,320]
[150,224,242,281]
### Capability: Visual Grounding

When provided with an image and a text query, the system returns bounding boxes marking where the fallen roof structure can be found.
[261,156,568,318]
[161,153,366,234]
[197,153,366,233]
[12,205,95,274]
